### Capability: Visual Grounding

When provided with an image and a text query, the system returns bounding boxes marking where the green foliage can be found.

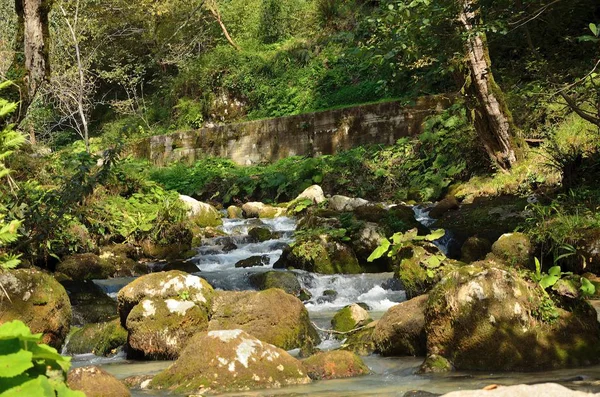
[0,320,84,397]
[367,228,445,262]
[258,0,285,44]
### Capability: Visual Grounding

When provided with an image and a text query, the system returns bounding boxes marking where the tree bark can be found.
[13,0,52,115]
[458,0,519,170]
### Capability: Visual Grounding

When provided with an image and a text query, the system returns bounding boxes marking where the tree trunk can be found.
[11,0,52,122]
[458,0,519,170]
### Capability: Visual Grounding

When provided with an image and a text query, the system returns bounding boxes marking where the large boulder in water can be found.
[302,350,369,380]
[423,263,600,371]
[248,271,302,296]
[331,303,372,333]
[274,236,361,274]
[56,253,146,281]
[0,269,71,349]
[242,202,286,218]
[150,330,311,394]
[179,194,222,226]
[67,366,131,397]
[126,297,211,359]
[372,295,427,356]
[67,319,127,356]
[117,270,214,326]
[340,320,378,356]
[208,289,320,350]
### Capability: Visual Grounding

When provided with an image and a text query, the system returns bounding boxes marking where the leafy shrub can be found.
[0,320,84,396]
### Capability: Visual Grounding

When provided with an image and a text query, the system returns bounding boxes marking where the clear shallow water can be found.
[83,215,600,396]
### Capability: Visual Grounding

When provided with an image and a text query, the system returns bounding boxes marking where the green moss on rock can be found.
[248,271,301,296]
[67,319,127,356]
[275,237,362,274]
[331,304,371,333]
[117,270,214,326]
[248,227,273,242]
[208,289,320,350]
[340,321,377,356]
[126,297,210,359]
[0,269,71,349]
[491,232,533,268]
[150,330,311,394]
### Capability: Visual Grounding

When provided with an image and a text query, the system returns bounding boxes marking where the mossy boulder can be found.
[491,232,533,267]
[180,194,222,227]
[100,244,139,260]
[328,195,369,212]
[56,253,112,281]
[350,222,389,270]
[248,226,273,242]
[340,320,377,356]
[248,271,301,296]
[386,205,429,235]
[274,236,362,274]
[424,264,600,371]
[140,222,194,260]
[242,202,286,218]
[393,242,462,299]
[208,289,320,350]
[302,351,369,380]
[460,237,492,263]
[67,319,127,356]
[372,295,427,357]
[0,269,71,349]
[150,330,311,394]
[161,259,199,273]
[62,280,117,326]
[331,303,372,333]
[418,354,453,374]
[67,366,131,397]
[117,270,214,326]
[295,185,326,204]
[235,255,270,268]
[126,297,211,359]
[227,205,243,219]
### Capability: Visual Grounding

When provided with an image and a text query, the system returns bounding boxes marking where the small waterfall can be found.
[412,204,456,256]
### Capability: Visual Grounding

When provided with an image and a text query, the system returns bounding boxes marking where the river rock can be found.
[441,383,595,397]
[180,194,222,226]
[429,196,459,219]
[248,226,273,242]
[248,271,301,296]
[235,255,270,268]
[393,241,462,299]
[57,253,145,281]
[491,232,533,267]
[208,289,320,350]
[274,236,361,274]
[67,366,131,397]
[340,320,378,356]
[424,264,600,371]
[331,303,372,333]
[150,330,311,394]
[242,202,286,218]
[295,185,326,204]
[460,237,492,263]
[302,350,369,380]
[67,319,127,356]
[328,195,369,212]
[100,244,139,260]
[62,280,117,325]
[0,269,71,349]
[140,222,194,260]
[372,295,427,356]
[227,205,243,219]
[117,270,214,326]
[350,222,390,270]
[161,259,199,273]
[126,297,211,359]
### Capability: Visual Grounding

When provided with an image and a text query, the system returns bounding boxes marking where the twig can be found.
[311,321,369,336]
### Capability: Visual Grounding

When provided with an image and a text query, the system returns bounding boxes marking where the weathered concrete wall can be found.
[132,95,452,166]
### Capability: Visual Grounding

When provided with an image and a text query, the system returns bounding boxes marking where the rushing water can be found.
[81,214,600,396]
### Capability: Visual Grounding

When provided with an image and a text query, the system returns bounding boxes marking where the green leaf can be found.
[580,277,596,297]
[55,383,86,397]
[540,274,559,289]
[0,321,41,341]
[0,81,12,91]
[590,23,598,37]
[0,350,33,377]
[367,238,391,262]
[425,255,442,268]
[547,266,562,277]
[0,376,55,397]
[425,229,445,241]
